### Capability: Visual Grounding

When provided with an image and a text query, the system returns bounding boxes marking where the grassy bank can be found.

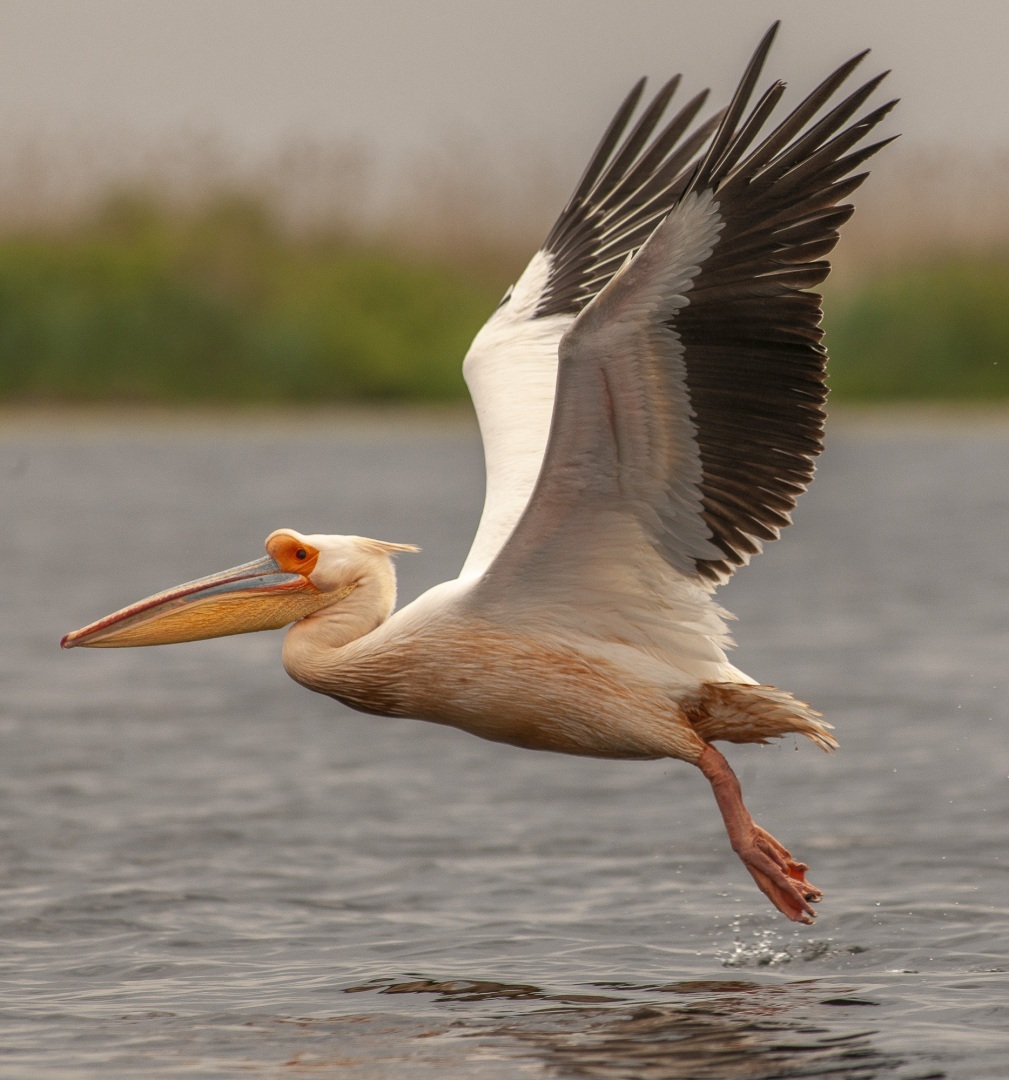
[0,195,502,404]
[825,260,1009,400]
[0,194,1006,403]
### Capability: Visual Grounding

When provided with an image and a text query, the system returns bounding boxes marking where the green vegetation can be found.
[0,193,1006,404]
[0,195,501,404]
[825,260,1009,400]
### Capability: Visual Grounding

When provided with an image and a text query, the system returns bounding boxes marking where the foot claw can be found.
[743,828,821,922]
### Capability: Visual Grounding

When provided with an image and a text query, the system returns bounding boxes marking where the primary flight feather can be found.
[64,23,895,924]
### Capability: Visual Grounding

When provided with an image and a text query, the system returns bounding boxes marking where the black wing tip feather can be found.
[555,76,649,222]
[537,71,725,319]
[534,24,894,326]
[694,22,781,188]
[667,28,895,583]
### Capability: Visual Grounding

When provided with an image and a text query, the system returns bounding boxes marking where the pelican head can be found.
[61,530,419,649]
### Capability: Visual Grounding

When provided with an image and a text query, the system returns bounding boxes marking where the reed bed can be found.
[0,138,1006,403]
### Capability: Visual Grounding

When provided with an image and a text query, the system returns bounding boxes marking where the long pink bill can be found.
[62,555,326,649]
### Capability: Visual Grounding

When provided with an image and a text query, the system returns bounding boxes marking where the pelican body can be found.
[64,25,895,923]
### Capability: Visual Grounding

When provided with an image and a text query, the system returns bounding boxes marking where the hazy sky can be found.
[1,0,1005,174]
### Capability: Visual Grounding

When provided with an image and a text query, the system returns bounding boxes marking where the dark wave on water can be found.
[1,413,1006,1077]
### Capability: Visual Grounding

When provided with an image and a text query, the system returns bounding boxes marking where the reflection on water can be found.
[346,975,620,1003]
[335,976,916,1079]
[503,998,894,1080]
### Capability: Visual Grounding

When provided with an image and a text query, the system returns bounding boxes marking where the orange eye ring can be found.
[266,533,320,575]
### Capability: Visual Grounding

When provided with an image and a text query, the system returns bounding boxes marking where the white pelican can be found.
[63,24,894,924]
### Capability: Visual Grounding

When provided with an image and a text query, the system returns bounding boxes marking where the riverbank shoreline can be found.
[3,400,1009,437]
[0,402,480,437]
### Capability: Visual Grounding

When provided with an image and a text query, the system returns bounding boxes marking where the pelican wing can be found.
[471,28,895,626]
[459,73,722,578]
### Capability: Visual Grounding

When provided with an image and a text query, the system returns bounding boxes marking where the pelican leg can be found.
[696,743,821,923]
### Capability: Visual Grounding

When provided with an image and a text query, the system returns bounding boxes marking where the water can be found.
[2,410,1007,1078]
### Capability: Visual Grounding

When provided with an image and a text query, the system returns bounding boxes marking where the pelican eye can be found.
[265,532,320,575]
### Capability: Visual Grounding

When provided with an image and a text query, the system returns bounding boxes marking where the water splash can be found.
[716,918,837,967]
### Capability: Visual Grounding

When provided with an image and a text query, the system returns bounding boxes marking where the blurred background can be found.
[0,0,1007,406]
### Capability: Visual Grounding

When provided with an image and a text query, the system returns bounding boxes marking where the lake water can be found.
[1,410,1007,1078]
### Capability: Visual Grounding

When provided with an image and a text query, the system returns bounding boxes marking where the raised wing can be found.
[459,74,721,579]
[471,26,895,627]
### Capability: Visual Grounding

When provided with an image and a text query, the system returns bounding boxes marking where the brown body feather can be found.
[289,608,834,764]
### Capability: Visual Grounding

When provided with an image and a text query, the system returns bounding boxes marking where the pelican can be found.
[63,25,894,924]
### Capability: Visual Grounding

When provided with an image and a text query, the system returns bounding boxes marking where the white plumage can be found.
[63,24,895,923]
